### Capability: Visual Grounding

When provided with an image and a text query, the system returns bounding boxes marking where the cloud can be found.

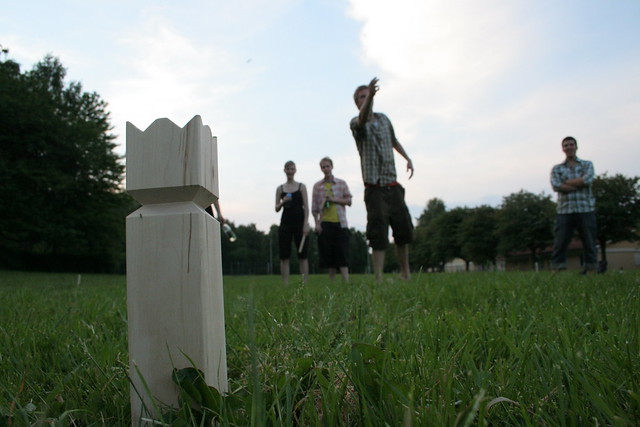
[347,0,524,120]
[345,0,537,212]
[107,14,258,139]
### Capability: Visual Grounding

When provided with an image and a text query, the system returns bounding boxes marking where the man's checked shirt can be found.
[350,112,398,185]
[550,157,596,214]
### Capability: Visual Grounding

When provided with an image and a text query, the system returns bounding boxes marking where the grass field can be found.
[1,270,639,426]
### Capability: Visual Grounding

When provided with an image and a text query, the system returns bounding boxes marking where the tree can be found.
[497,190,555,267]
[416,198,446,227]
[593,173,640,264]
[430,207,470,270]
[347,228,369,274]
[411,199,470,272]
[267,224,279,274]
[383,243,399,273]
[221,223,270,275]
[0,55,130,272]
[411,198,446,271]
[458,205,499,269]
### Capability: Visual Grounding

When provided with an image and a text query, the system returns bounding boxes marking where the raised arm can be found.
[356,77,379,128]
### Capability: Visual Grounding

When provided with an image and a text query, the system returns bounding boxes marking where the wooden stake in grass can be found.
[125,115,228,424]
[298,234,306,254]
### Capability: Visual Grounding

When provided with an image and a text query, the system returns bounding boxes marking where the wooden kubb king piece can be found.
[126,115,228,423]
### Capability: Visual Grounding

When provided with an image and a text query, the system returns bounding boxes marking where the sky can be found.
[2,0,639,233]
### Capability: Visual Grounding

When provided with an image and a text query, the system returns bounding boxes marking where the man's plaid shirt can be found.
[550,157,595,214]
[311,177,352,228]
[350,112,398,185]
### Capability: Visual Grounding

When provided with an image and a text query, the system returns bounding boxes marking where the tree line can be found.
[219,224,370,275]
[0,55,133,273]
[400,175,640,273]
[1,55,638,275]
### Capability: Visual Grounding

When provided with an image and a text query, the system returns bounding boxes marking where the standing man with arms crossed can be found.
[350,77,414,282]
[550,136,598,274]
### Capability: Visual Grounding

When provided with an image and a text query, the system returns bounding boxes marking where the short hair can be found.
[562,136,577,147]
[319,157,333,167]
[284,160,295,168]
[353,85,368,103]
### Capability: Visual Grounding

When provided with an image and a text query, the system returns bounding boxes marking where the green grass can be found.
[1,270,639,425]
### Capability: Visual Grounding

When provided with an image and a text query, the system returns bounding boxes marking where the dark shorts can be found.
[364,184,413,250]
[318,222,349,269]
[279,223,308,260]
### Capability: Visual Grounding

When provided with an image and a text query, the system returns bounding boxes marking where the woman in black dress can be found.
[275,160,310,284]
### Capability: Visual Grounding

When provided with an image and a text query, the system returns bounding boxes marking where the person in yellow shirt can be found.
[311,157,353,282]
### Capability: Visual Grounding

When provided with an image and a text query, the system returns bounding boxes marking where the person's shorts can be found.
[279,223,308,259]
[364,184,413,250]
[318,222,349,269]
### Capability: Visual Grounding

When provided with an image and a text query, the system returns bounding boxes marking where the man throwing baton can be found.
[350,77,414,282]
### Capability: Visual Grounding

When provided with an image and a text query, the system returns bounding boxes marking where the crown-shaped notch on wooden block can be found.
[126,115,218,207]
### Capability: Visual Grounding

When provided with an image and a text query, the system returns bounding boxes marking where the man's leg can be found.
[389,186,413,280]
[336,227,350,282]
[396,244,411,280]
[577,212,598,271]
[550,214,573,271]
[372,249,385,283]
[364,186,388,283]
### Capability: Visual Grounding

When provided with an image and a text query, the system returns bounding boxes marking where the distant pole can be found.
[126,115,228,424]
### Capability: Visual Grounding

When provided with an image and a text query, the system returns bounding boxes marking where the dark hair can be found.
[353,85,368,103]
[284,160,295,168]
[562,136,577,147]
[320,157,333,167]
